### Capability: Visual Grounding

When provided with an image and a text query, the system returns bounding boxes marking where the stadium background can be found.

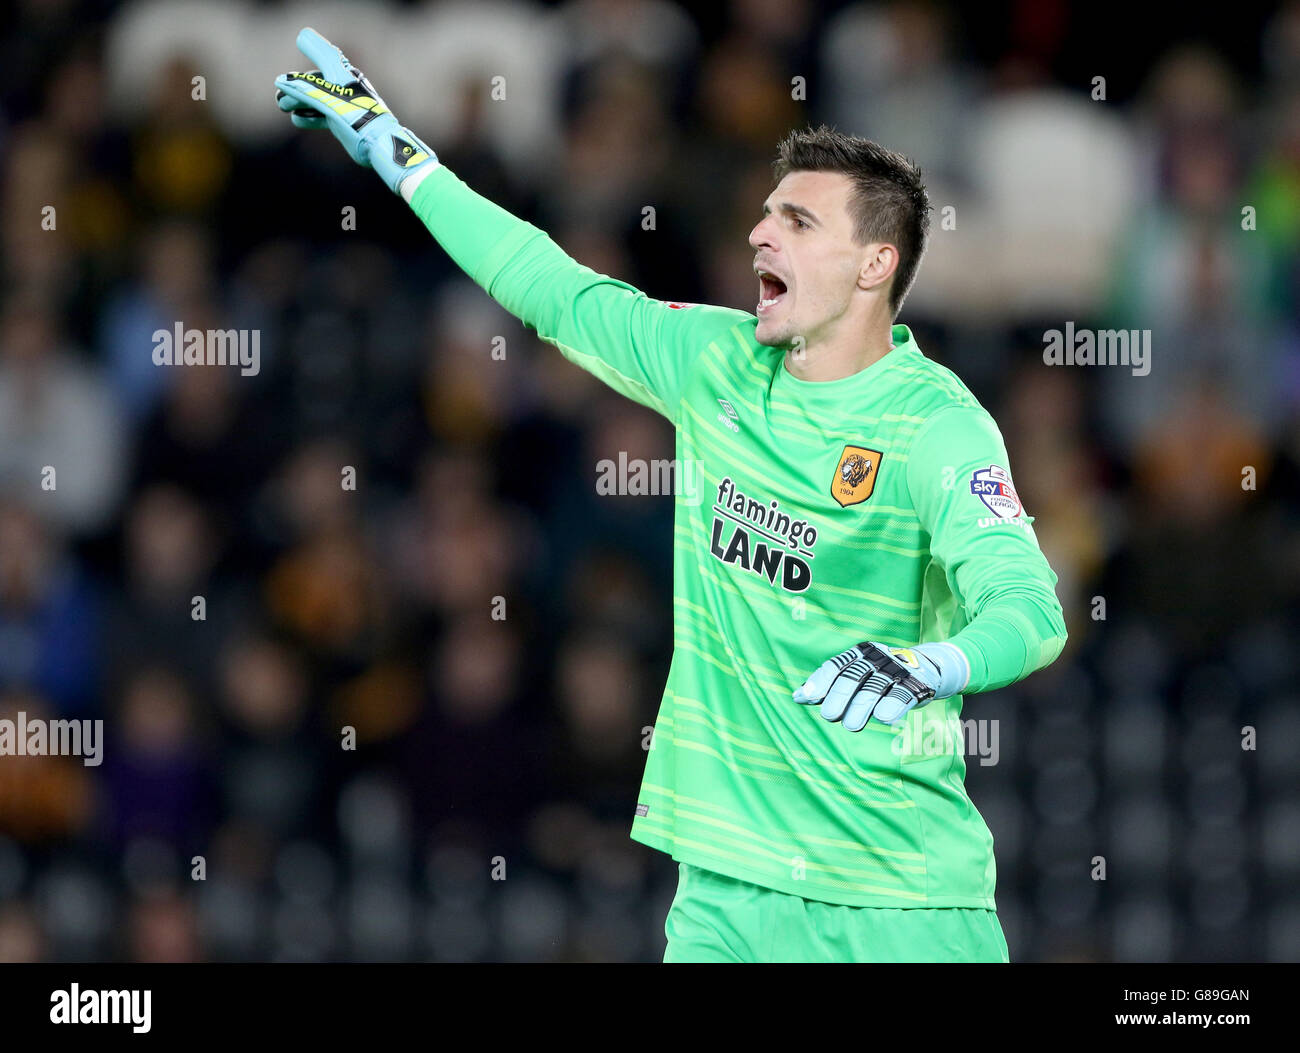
[0,0,1297,962]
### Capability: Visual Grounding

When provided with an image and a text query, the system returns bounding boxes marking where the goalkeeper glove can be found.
[792,642,970,730]
[273,27,439,195]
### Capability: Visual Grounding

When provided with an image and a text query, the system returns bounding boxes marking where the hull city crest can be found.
[831,445,883,507]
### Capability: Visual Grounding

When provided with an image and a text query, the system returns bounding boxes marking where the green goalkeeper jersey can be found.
[409,165,1068,909]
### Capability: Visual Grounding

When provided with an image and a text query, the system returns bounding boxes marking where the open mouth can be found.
[757,271,788,315]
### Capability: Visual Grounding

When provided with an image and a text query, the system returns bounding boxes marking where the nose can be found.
[749,214,777,252]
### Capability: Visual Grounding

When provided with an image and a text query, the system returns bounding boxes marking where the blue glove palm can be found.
[273,27,438,194]
[793,641,969,730]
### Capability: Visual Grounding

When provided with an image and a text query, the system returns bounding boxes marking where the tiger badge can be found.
[831,445,884,507]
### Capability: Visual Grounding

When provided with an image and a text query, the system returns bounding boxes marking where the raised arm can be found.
[274,27,750,423]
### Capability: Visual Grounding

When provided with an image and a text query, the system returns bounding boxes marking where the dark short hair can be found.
[773,125,931,318]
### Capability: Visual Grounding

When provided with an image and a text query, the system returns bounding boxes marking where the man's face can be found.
[748,170,877,348]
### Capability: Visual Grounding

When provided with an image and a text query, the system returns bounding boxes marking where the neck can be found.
[783,321,896,382]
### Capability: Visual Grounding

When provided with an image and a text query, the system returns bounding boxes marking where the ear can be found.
[857,243,899,293]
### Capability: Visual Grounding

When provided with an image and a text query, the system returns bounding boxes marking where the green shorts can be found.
[663,862,1010,963]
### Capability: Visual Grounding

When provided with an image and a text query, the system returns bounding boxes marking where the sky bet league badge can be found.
[969,465,1022,519]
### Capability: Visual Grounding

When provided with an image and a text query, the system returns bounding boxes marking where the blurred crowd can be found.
[0,0,1298,962]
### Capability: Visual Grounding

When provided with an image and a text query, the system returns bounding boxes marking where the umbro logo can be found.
[717,398,740,433]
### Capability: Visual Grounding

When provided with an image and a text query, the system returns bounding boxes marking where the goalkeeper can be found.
[275,28,1068,963]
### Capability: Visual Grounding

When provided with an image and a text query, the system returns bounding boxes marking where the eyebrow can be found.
[762,201,820,226]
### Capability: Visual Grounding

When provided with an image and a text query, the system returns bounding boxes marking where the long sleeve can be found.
[905,404,1068,693]
[406,164,750,424]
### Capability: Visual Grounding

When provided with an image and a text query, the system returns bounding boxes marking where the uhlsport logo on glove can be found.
[274,28,439,194]
[292,72,354,95]
[888,647,920,667]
